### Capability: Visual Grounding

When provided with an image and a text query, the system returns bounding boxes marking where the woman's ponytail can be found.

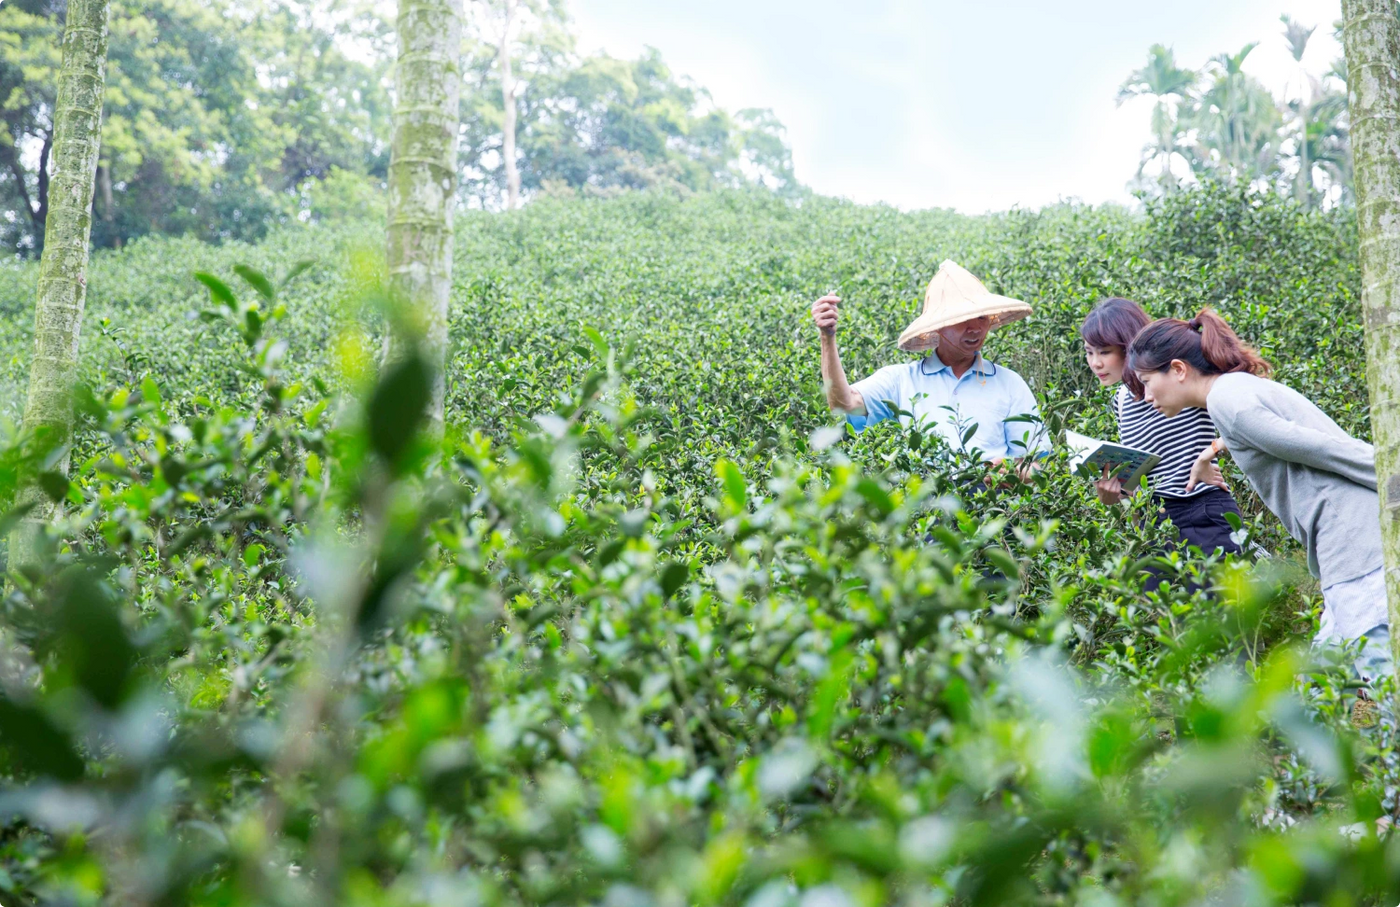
[1126,307,1271,392]
[1193,308,1271,378]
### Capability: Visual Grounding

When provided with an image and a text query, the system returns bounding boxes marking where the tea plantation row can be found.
[0,183,1391,907]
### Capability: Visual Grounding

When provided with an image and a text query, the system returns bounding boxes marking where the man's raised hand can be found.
[812,295,841,336]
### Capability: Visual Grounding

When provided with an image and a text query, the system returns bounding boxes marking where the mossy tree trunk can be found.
[8,0,110,570]
[383,0,464,428]
[1342,0,1400,677]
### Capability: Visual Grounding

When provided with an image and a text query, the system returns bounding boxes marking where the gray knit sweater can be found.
[1207,372,1381,589]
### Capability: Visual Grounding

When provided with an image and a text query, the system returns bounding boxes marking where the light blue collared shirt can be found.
[846,352,1048,462]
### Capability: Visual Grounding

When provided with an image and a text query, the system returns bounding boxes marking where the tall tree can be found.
[498,0,521,210]
[1300,90,1353,206]
[457,5,797,208]
[461,0,569,209]
[0,0,393,253]
[1117,44,1197,190]
[9,0,110,568]
[1186,43,1283,180]
[1281,15,1320,206]
[507,48,796,200]
[1342,0,1400,678]
[384,0,464,427]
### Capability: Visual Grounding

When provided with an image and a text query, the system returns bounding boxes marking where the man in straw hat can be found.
[811,260,1047,472]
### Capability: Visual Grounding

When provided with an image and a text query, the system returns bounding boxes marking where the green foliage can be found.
[0,184,1390,905]
[0,0,394,252]
[0,0,798,249]
[460,27,799,206]
[1122,25,1351,206]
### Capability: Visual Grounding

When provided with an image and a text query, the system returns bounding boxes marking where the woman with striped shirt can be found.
[1080,297,1243,556]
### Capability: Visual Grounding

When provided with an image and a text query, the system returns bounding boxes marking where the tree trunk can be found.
[500,0,520,211]
[8,0,110,569]
[98,160,119,248]
[2,142,41,235]
[1342,0,1400,680]
[1297,123,1311,208]
[1157,100,1177,191]
[382,0,463,429]
[36,131,53,232]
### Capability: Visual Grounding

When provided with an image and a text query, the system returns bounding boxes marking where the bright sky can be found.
[570,0,1345,213]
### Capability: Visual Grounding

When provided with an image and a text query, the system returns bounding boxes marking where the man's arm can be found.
[984,376,1050,482]
[820,332,866,415]
[1003,375,1050,461]
[812,294,866,415]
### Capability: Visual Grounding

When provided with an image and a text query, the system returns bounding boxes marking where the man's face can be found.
[937,316,992,356]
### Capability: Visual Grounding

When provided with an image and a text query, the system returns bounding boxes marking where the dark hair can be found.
[1081,297,1152,397]
[1127,308,1272,389]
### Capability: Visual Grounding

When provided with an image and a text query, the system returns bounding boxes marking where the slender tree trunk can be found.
[36,131,53,231]
[8,0,110,569]
[383,0,463,429]
[98,160,119,248]
[1157,100,1177,191]
[0,138,42,236]
[1341,0,1400,679]
[1297,122,1311,208]
[500,0,520,210]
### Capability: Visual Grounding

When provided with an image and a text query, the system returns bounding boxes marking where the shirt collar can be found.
[922,350,993,377]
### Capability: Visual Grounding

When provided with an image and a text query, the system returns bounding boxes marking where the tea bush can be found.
[0,182,1393,906]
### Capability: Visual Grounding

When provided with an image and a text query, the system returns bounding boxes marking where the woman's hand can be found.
[1185,458,1227,493]
[1185,441,1228,493]
[1095,464,1124,505]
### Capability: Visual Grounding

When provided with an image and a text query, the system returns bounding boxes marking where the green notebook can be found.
[1065,430,1161,490]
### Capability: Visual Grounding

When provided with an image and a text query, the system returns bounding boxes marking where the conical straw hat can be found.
[896,260,1032,352]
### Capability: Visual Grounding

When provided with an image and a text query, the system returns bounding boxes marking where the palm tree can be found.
[1210,43,1257,169]
[1118,44,1197,190]
[1302,90,1353,206]
[1281,15,1322,206]
[1281,15,1318,67]
[1318,53,1355,207]
[1185,43,1283,181]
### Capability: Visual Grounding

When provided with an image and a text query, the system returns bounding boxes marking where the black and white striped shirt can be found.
[1115,386,1220,499]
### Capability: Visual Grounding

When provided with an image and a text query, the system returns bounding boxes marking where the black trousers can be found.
[1156,487,1244,556]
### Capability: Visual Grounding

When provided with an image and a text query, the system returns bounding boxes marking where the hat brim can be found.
[896,296,1031,352]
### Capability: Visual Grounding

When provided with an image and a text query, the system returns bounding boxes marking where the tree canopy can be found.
[0,0,396,253]
[460,31,798,206]
[1121,19,1352,207]
[0,0,800,254]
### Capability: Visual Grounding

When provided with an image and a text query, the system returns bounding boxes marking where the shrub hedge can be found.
[0,183,1392,906]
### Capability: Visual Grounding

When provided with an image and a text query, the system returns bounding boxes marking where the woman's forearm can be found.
[1194,438,1224,466]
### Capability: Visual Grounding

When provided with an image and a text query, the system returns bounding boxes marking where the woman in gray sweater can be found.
[1127,309,1390,680]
